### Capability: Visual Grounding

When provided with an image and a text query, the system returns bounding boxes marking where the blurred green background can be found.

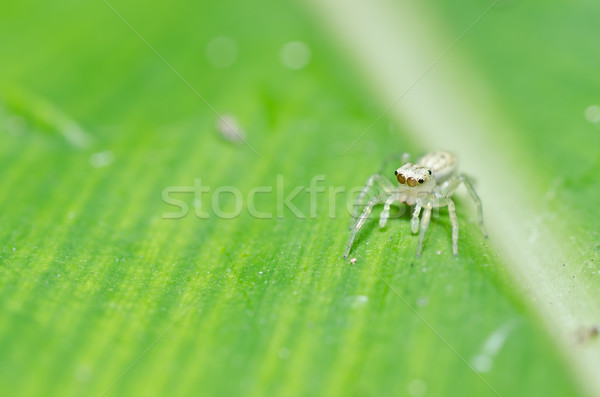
[1,1,599,396]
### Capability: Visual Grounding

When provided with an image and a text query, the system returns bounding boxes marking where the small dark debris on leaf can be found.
[575,325,600,344]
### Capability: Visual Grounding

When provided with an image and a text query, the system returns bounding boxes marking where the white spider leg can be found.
[411,190,432,233]
[438,174,487,238]
[353,174,396,217]
[447,198,459,256]
[379,153,411,174]
[458,175,487,238]
[411,203,422,234]
[379,194,399,228]
[416,200,433,257]
[345,196,383,258]
[401,152,411,165]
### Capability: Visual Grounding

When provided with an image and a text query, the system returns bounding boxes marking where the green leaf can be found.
[1,1,598,396]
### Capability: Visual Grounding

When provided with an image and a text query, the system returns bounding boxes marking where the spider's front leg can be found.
[352,174,395,220]
[379,194,400,228]
[344,196,384,258]
[411,203,422,234]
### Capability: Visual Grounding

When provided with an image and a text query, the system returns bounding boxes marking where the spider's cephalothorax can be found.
[344,150,487,258]
[394,163,435,205]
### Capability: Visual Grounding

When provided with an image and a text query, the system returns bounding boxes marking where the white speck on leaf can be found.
[216,114,246,143]
[280,41,311,70]
[75,365,92,383]
[349,295,369,308]
[416,297,429,307]
[584,105,600,124]
[472,354,492,372]
[89,150,115,168]
[278,348,290,360]
[471,320,518,372]
[407,379,427,397]
[206,36,238,69]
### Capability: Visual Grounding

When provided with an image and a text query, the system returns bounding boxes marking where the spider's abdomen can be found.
[417,150,457,182]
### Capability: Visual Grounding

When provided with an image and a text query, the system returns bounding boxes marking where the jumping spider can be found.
[344,150,487,258]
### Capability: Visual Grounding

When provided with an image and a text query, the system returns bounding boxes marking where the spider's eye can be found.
[428,170,432,175]
[407,177,417,187]
[397,173,406,184]
[394,170,398,175]
[418,179,424,184]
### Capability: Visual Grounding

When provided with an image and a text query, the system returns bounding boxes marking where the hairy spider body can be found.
[344,150,487,258]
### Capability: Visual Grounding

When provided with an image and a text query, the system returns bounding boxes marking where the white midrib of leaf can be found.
[307,0,600,395]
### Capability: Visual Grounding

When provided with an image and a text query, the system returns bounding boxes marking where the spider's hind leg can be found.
[378,152,412,174]
[438,174,488,239]
[459,175,488,238]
